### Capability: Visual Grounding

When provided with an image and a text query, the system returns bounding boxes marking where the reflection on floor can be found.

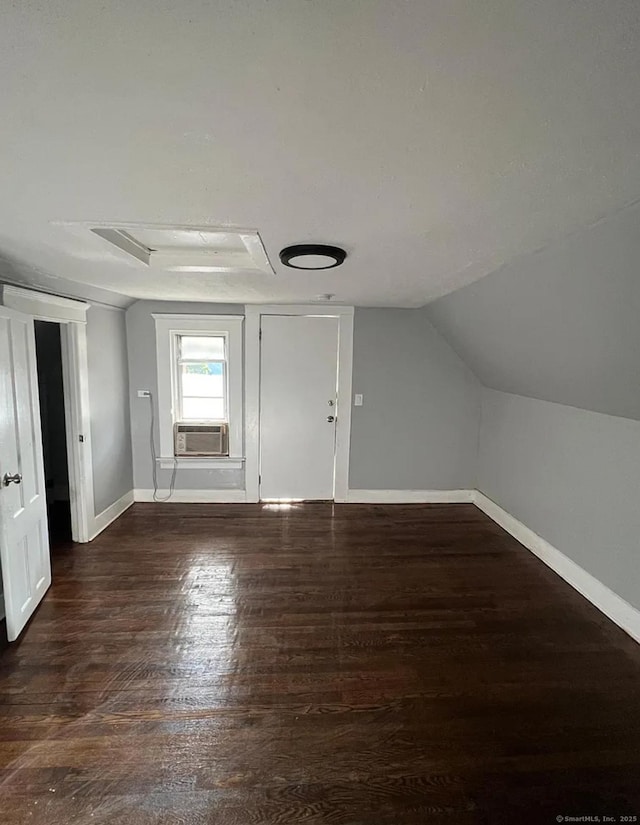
[0,502,639,824]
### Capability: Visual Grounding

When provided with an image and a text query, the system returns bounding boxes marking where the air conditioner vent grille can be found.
[174,423,229,456]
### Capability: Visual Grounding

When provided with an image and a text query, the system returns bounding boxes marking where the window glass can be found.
[181,363,225,398]
[181,397,225,420]
[180,335,225,360]
[177,336,227,421]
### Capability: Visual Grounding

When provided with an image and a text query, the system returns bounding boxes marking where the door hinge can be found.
[259,327,262,341]
[259,474,261,484]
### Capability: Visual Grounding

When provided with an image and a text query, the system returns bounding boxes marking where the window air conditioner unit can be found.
[174,423,229,457]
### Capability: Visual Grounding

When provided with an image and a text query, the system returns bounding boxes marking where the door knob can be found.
[327,415,335,423]
[3,473,22,487]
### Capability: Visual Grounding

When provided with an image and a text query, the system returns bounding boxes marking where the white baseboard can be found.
[345,489,475,504]
[89,490,134,541]
[132,488,472,505]
[85,485,639,644]
[474,491,640,645]
[133,488,247,503]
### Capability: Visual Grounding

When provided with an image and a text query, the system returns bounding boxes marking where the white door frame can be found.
[0,286,94,542]
[245,305,354,503]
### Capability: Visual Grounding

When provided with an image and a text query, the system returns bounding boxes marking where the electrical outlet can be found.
[137,390,151,398]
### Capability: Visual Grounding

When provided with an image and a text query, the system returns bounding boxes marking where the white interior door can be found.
[260,315,339,500]
[0,306,51,641]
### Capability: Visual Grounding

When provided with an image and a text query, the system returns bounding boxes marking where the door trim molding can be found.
[60,323,94,542]
[1,286,94,542]
[244,305,354,503]
[0,285,88,324]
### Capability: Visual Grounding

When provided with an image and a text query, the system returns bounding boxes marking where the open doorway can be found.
[1,285,94,545]
[34,321,72,547]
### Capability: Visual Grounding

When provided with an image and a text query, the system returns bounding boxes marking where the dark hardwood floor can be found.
[1,503,639,824]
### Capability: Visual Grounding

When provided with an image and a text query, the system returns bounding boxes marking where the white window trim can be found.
[244,304,354,503]
[152,314,244,468]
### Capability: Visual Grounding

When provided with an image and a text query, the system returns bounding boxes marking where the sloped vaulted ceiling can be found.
[425,201,640,421]
[1,1,640,306]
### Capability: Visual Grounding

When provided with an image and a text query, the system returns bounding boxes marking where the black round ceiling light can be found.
[279,244,347,270]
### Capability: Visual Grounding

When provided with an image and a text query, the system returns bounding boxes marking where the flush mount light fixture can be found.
[279,244,346,270]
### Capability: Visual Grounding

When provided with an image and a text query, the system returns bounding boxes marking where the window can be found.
[176,335,227,422]
[153,314,244,465]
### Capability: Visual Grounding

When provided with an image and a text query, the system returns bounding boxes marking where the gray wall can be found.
[87,305,134,514]
[349,308,480,490]
[479,389,640,610]
[426,202,640,421]
[424,202,640,614]
[127,302,481,494]
[126,301,244,492]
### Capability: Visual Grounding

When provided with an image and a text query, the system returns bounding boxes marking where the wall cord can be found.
[148,393,177,502]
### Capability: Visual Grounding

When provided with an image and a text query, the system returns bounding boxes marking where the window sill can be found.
[157,457,245,470]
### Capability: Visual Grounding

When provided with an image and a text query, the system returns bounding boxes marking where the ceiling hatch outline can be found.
[79,223,274,274]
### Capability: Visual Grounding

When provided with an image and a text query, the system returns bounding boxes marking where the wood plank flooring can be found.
[1,502,639,824]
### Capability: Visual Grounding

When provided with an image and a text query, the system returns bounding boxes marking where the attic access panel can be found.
[91,225,274,273]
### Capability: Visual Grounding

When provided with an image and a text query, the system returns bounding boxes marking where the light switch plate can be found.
[354,393,363,406]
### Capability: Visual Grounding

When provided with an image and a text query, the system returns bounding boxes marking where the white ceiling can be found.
[1,0,640,308]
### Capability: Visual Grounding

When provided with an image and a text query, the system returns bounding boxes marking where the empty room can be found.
[1,2,639,823]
